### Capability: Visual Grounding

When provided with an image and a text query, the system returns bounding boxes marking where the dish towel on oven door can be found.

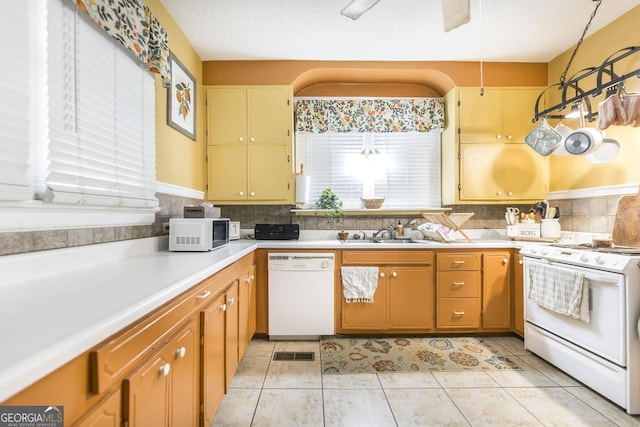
[341,267,379,303]
[528,262,590,322]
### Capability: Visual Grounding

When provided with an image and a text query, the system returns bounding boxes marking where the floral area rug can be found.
[320,336,522,374]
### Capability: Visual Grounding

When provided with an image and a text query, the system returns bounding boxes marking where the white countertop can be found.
[0,237,256,402]
[0,231,529,402]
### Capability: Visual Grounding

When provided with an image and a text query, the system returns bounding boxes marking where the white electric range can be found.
[520,243,640,414]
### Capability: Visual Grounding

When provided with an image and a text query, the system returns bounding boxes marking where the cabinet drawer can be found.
[437,253,480,271]
[436,298,480,328]
[342,250,432,265]
[436,271,480,298]
[90,264,238,395]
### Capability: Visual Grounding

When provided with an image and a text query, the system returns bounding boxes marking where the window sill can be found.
[0,201,158,232]
[292,207,450,216]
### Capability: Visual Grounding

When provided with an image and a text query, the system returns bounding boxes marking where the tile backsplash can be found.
[0,194,624,256]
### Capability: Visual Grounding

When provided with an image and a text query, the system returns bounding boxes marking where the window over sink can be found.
[295,131,442,209]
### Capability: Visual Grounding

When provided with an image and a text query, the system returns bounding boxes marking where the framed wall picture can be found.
[166,51,196,140]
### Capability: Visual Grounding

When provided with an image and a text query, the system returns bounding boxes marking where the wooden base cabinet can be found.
[122,318,198,427]
[482,252,512,329]
[224,282,240,390]
[388,266,433,329]
[238,264,257,360]
[201,293,228,426]
[73,390,120,427]
[436,253,481,329]
[340,251,433,332]
[341,273,388,329]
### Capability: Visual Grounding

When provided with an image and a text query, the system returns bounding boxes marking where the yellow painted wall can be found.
[548,5,640,192]
[146,1,205,192]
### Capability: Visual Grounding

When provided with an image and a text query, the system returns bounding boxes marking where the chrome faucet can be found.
[373,224,395,240]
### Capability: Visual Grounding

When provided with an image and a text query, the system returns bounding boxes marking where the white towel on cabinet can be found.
[341,267,379,303]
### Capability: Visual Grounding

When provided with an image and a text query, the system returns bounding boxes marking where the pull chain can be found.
[559,0,602,86]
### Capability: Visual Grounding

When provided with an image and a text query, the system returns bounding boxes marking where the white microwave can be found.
[169,218,230,252]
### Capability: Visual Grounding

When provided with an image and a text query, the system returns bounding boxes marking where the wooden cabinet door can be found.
[503,144,547,200]
[73,389,120,427]
[247,145,290,201]
[459,88,503,143]
[207,145,247,201]
[122,353,170,427]
[460,143,503,200]
[388,267,433,329]
[248,87,291,145]
[514,253,524,337]
[207,87,247,146]
[225,282,240,390]
[170,319,198,427]
[341,270,387,329]
[502,89,541,143]
[238,265,256,360]
[201,293,226,426]
[482,252,512,329]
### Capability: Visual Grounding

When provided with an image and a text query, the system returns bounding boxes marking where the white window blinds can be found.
[45,0,158,208]
[0,1,37,201]
[296,131,441,209]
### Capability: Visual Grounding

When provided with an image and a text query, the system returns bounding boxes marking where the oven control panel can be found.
[520,245,633,272]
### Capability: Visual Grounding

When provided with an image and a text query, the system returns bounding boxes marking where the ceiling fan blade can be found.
[341,0,381,20]
[442,0,470,32]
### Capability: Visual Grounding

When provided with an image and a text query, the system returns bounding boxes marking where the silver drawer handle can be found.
[452,260,465,265]
[197,290,212,300]
[452,281,465,286]
[452,311,465,316]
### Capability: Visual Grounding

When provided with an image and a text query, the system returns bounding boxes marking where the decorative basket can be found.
[361,197,385,209]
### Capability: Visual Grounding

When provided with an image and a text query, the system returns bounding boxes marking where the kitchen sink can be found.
[342,238,422,244]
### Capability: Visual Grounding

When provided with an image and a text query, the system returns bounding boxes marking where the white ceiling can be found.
[161,0,639,63]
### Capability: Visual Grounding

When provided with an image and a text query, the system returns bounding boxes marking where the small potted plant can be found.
[316,188,346,226]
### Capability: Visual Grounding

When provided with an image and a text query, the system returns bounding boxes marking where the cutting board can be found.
[612,194,640,247]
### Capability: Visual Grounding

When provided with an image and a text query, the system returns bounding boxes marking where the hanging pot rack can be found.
[533,45,640,123]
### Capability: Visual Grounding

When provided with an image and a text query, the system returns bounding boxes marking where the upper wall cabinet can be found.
[459,88,542,144]
[205,86,294,204]
[207,87,291,146]
[442,87,549,204]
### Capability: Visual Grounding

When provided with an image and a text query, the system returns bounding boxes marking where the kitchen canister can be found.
[541,219,561,239]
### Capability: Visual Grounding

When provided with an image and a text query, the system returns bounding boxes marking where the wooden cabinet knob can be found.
[159,363,171,377]
[175,346,186,359]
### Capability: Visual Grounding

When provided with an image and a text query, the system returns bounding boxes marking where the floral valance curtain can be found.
[295,98,445,133]
[71,0,171,87]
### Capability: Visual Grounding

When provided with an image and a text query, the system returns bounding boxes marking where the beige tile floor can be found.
[212,336,640,426]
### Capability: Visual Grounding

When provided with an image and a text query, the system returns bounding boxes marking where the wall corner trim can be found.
[548,183,640,200]
[156,181,204,199]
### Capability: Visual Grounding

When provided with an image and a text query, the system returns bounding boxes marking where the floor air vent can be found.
[273,351,315,361]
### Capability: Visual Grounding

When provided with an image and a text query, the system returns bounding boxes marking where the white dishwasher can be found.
[268,252,335,340]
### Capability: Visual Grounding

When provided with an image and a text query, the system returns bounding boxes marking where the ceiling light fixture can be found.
[360,147,380,157]
[340,0,380,20]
